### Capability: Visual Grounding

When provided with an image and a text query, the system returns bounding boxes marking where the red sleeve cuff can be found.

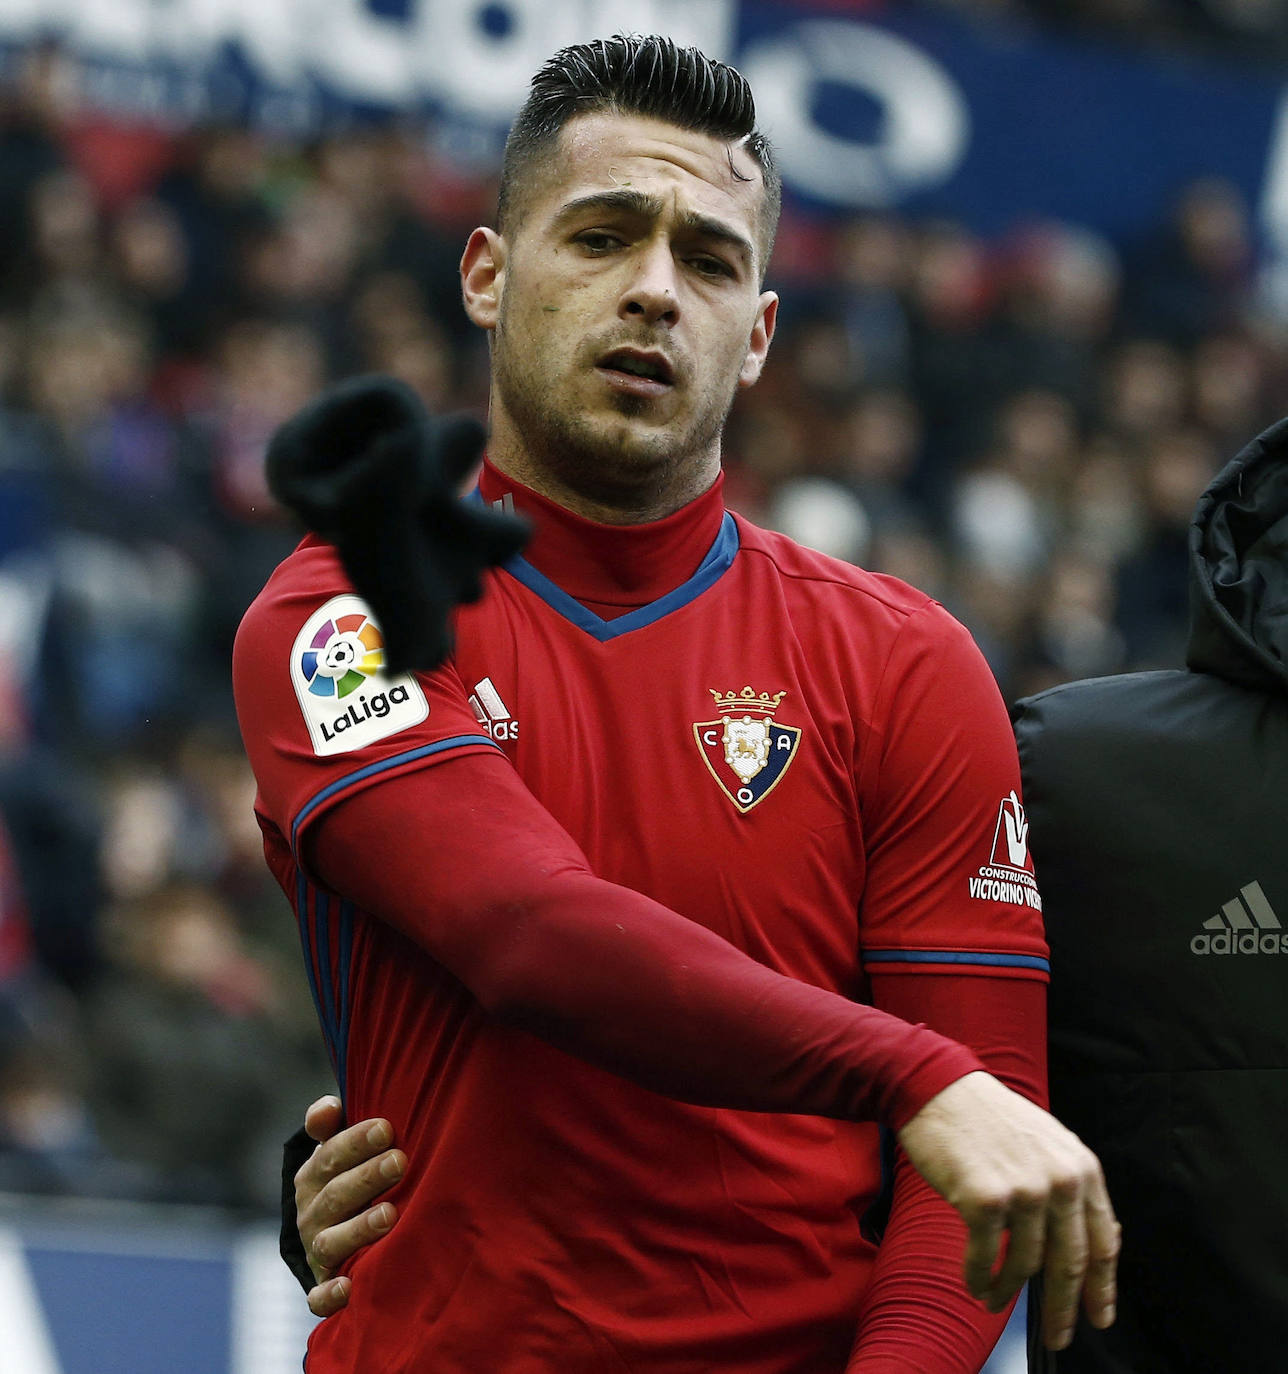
[885,1035,986,1131]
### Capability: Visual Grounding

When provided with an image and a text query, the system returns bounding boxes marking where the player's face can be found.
[462,112,778,517]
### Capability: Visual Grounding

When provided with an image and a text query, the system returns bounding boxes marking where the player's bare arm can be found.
[294,1094,405,1318]
[898,1071,1120,1351]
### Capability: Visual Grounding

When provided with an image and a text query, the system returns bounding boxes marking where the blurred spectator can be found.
[834,387,926,537]
[1191,329,1271,449]
[1115,426,1222,666]
[0,1018,118,1196]
[766,476,872,564]
[987,222,1120,410]
[1102,337,1188,441]
[833,214,914,387]
[109,196,196,357]
[0,760,100,984]
[84,881,316,1209]
[153,126,273,350]
[0,44,73,299]
[906,220,997,489]
[1014,549,1127,697]
[1122,178,1254,346]
[1064,435,1147,566]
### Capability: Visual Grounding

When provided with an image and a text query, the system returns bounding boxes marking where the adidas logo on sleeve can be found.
[1190,881,1287,955]
[469,676,519,742]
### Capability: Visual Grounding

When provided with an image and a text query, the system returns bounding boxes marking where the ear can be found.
[461,227,505,331]
[738,292,778,388]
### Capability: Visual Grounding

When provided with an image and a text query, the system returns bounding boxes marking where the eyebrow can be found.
[552,188,756,271]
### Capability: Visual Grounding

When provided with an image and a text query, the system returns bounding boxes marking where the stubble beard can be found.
[492,325,739,518]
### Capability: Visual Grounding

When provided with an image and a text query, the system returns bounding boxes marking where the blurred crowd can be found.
[0,19,1285,1210]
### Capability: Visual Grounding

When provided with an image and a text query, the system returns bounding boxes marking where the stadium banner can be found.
[0,0,1284,246]
[0,1202,317,1374]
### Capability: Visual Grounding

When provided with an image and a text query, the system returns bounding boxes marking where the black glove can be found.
[280,1125,317,1295]
[266,375,529,675]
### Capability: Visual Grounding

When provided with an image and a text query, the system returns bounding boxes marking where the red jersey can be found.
[234,462,1047,1373]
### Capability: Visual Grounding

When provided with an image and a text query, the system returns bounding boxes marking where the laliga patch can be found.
[290,595,428,756]
[694,687,800,813]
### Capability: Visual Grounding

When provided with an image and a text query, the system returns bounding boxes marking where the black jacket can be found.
[1014,419,1288,1373]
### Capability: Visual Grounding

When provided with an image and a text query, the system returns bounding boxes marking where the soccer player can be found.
[234,35,1118,1373]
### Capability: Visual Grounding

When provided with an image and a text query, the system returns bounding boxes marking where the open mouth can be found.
[597,348,676,388]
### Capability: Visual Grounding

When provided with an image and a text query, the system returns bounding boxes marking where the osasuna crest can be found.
[693,687,801,813]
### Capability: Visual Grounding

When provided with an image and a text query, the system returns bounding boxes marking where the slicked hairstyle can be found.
[498,34,781,275]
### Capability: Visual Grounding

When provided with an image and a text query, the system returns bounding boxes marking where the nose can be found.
[620,240,679,327]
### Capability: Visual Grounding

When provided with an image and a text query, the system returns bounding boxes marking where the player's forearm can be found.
[845,972,1048,1370]
[310,756,983,1129]
[846,1153,1012,1374]
[476,867,981,1127]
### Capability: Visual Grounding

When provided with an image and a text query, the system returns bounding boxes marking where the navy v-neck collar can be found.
[472,459,737,640]
[500,513,739,640]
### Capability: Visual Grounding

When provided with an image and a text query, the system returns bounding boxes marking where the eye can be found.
[689,254,735,280]
[574,230,623,254]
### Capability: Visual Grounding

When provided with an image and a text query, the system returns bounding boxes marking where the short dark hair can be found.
[498,33,781,273]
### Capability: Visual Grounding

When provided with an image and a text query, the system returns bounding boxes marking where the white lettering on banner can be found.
[1260,90,1288,252]
[1257,88,1288,314]
[312,0,416,105]
[741,20,969,206]
[0,1228,63,1374]
[419,0,734,120]
[0,0,69,40]
[230,1228,321,1374]
[155,0,301,84]
[0,0,733,122]
[65,0,150,56]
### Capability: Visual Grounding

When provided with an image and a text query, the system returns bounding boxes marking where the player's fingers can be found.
[982,1193,1047,1312]
[303,1150,404,1278]
[961,1201,1008,1300]
[1081,1170,1121,1331]
[310,1202,399,1280]
[1040,1175,1090,1351]
[297,1119,395,1203]
[302,1147,405,1238]
[304,1095,344,1144]
[308,1275,352,1319]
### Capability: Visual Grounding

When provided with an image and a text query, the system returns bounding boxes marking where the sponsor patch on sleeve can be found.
[290,595,428,756]
[967,791,1043,912]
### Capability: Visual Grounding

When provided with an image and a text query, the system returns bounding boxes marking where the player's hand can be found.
[266,374,529,676]
[294,1094,405,1318]
[897,1071,1120,1351]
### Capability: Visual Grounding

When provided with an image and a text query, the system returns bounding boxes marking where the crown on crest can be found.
[709,686,787,717]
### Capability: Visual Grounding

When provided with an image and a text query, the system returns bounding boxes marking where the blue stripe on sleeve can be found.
[290,734,500,858]
[862,949,1051,973]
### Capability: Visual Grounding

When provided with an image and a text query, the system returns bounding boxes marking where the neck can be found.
[484,402,723,525]
[478,455,727,616]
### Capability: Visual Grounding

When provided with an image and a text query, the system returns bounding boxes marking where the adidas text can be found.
[1190,929,1288,955]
